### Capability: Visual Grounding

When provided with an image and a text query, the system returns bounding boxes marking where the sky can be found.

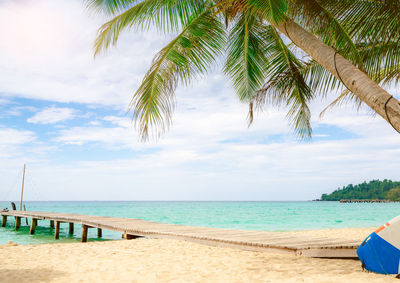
[0,0,399,201]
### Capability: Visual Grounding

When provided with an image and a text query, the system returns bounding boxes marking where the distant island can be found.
[321,179,400,201]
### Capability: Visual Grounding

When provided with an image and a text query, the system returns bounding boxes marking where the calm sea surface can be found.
[0,201,399,245]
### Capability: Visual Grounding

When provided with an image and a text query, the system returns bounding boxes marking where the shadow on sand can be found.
[0,268,67,283]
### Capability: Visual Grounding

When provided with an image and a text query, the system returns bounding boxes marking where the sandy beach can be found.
[0,227,397,283]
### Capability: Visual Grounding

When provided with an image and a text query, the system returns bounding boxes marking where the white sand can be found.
[0,227,397,283]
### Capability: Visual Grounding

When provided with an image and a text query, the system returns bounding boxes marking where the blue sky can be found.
[0,0,399,201]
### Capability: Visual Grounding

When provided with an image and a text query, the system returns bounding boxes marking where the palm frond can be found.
[224,10,270,105]
[302,59,341,96]
[255,26,313,138]
[319,90,363,118]
[328,0,400,44]
[355,41,400,79]
[249,0,289,24]
[85,0,137,15]
[377,64,400,86]
[93,0,205,56]
[130,10,226,140]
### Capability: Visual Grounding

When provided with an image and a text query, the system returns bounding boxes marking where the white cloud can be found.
[87,120,102,126]
[3,106,37,117]
[0,127,40,166]
[27,107,76,124]
[8,127,398,201]
[46,90,400,199]
[54,126,136,146]
[0,128,36,145]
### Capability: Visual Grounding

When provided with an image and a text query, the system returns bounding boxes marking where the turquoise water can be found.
[1,201,400,245]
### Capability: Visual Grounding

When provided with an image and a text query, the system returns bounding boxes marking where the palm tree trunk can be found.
[275,20,400,133]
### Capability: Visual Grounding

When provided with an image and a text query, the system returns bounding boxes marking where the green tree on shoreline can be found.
[86,0,400,140]
[386,188,400,201]
[321,180,400,201]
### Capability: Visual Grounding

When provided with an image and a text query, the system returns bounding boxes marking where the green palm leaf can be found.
[356,41,400,79]
[377,64,400,86]
[328,0,400,45]
[93,0,205,56]
[85,0,138,15]
[256,26,313,138]
[224,10,269,104]
[249,0,288,23]
[303,59,341,96]
[130,10,226,140]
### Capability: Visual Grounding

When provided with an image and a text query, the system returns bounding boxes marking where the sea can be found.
[0,201,399,245]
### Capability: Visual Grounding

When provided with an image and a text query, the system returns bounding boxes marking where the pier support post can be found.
[97,228,102,238]
[1,215,6,227]
[30,218,37,235]
[123,232,140,240]
[50,220,54,228]
[81,225,88,242]
[54,221,60,239]
[69,223,74,234]
[15,217,21,230]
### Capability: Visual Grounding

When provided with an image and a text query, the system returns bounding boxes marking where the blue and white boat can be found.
[358,215,400,275]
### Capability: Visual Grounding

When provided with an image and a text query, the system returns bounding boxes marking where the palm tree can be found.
[86,0,400,140]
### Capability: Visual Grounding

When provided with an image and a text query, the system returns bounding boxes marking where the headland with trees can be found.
[321,180,400,201]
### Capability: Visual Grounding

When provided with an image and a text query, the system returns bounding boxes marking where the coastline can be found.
[1,227,397,283]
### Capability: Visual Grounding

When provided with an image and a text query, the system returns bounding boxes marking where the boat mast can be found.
[20,164,26,211]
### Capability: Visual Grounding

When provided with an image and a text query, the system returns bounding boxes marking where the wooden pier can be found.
[339,199,393,203]
[0,210,360,258]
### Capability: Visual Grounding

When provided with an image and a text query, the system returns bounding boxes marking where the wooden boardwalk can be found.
[0,210,360,258]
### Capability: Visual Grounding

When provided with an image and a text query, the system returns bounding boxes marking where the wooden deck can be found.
[0,210,360,258]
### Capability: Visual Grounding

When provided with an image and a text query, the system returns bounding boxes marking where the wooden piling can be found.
[15,217,21,230]
[123,232,140,240]
[1,215,6,227]
[50,220,54,228]
[81,224,88,242]
[23,205,28,225]
[30,218,37,234]
[69,223,74,234]
[54,221,60,239]
[97,228,102,238]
